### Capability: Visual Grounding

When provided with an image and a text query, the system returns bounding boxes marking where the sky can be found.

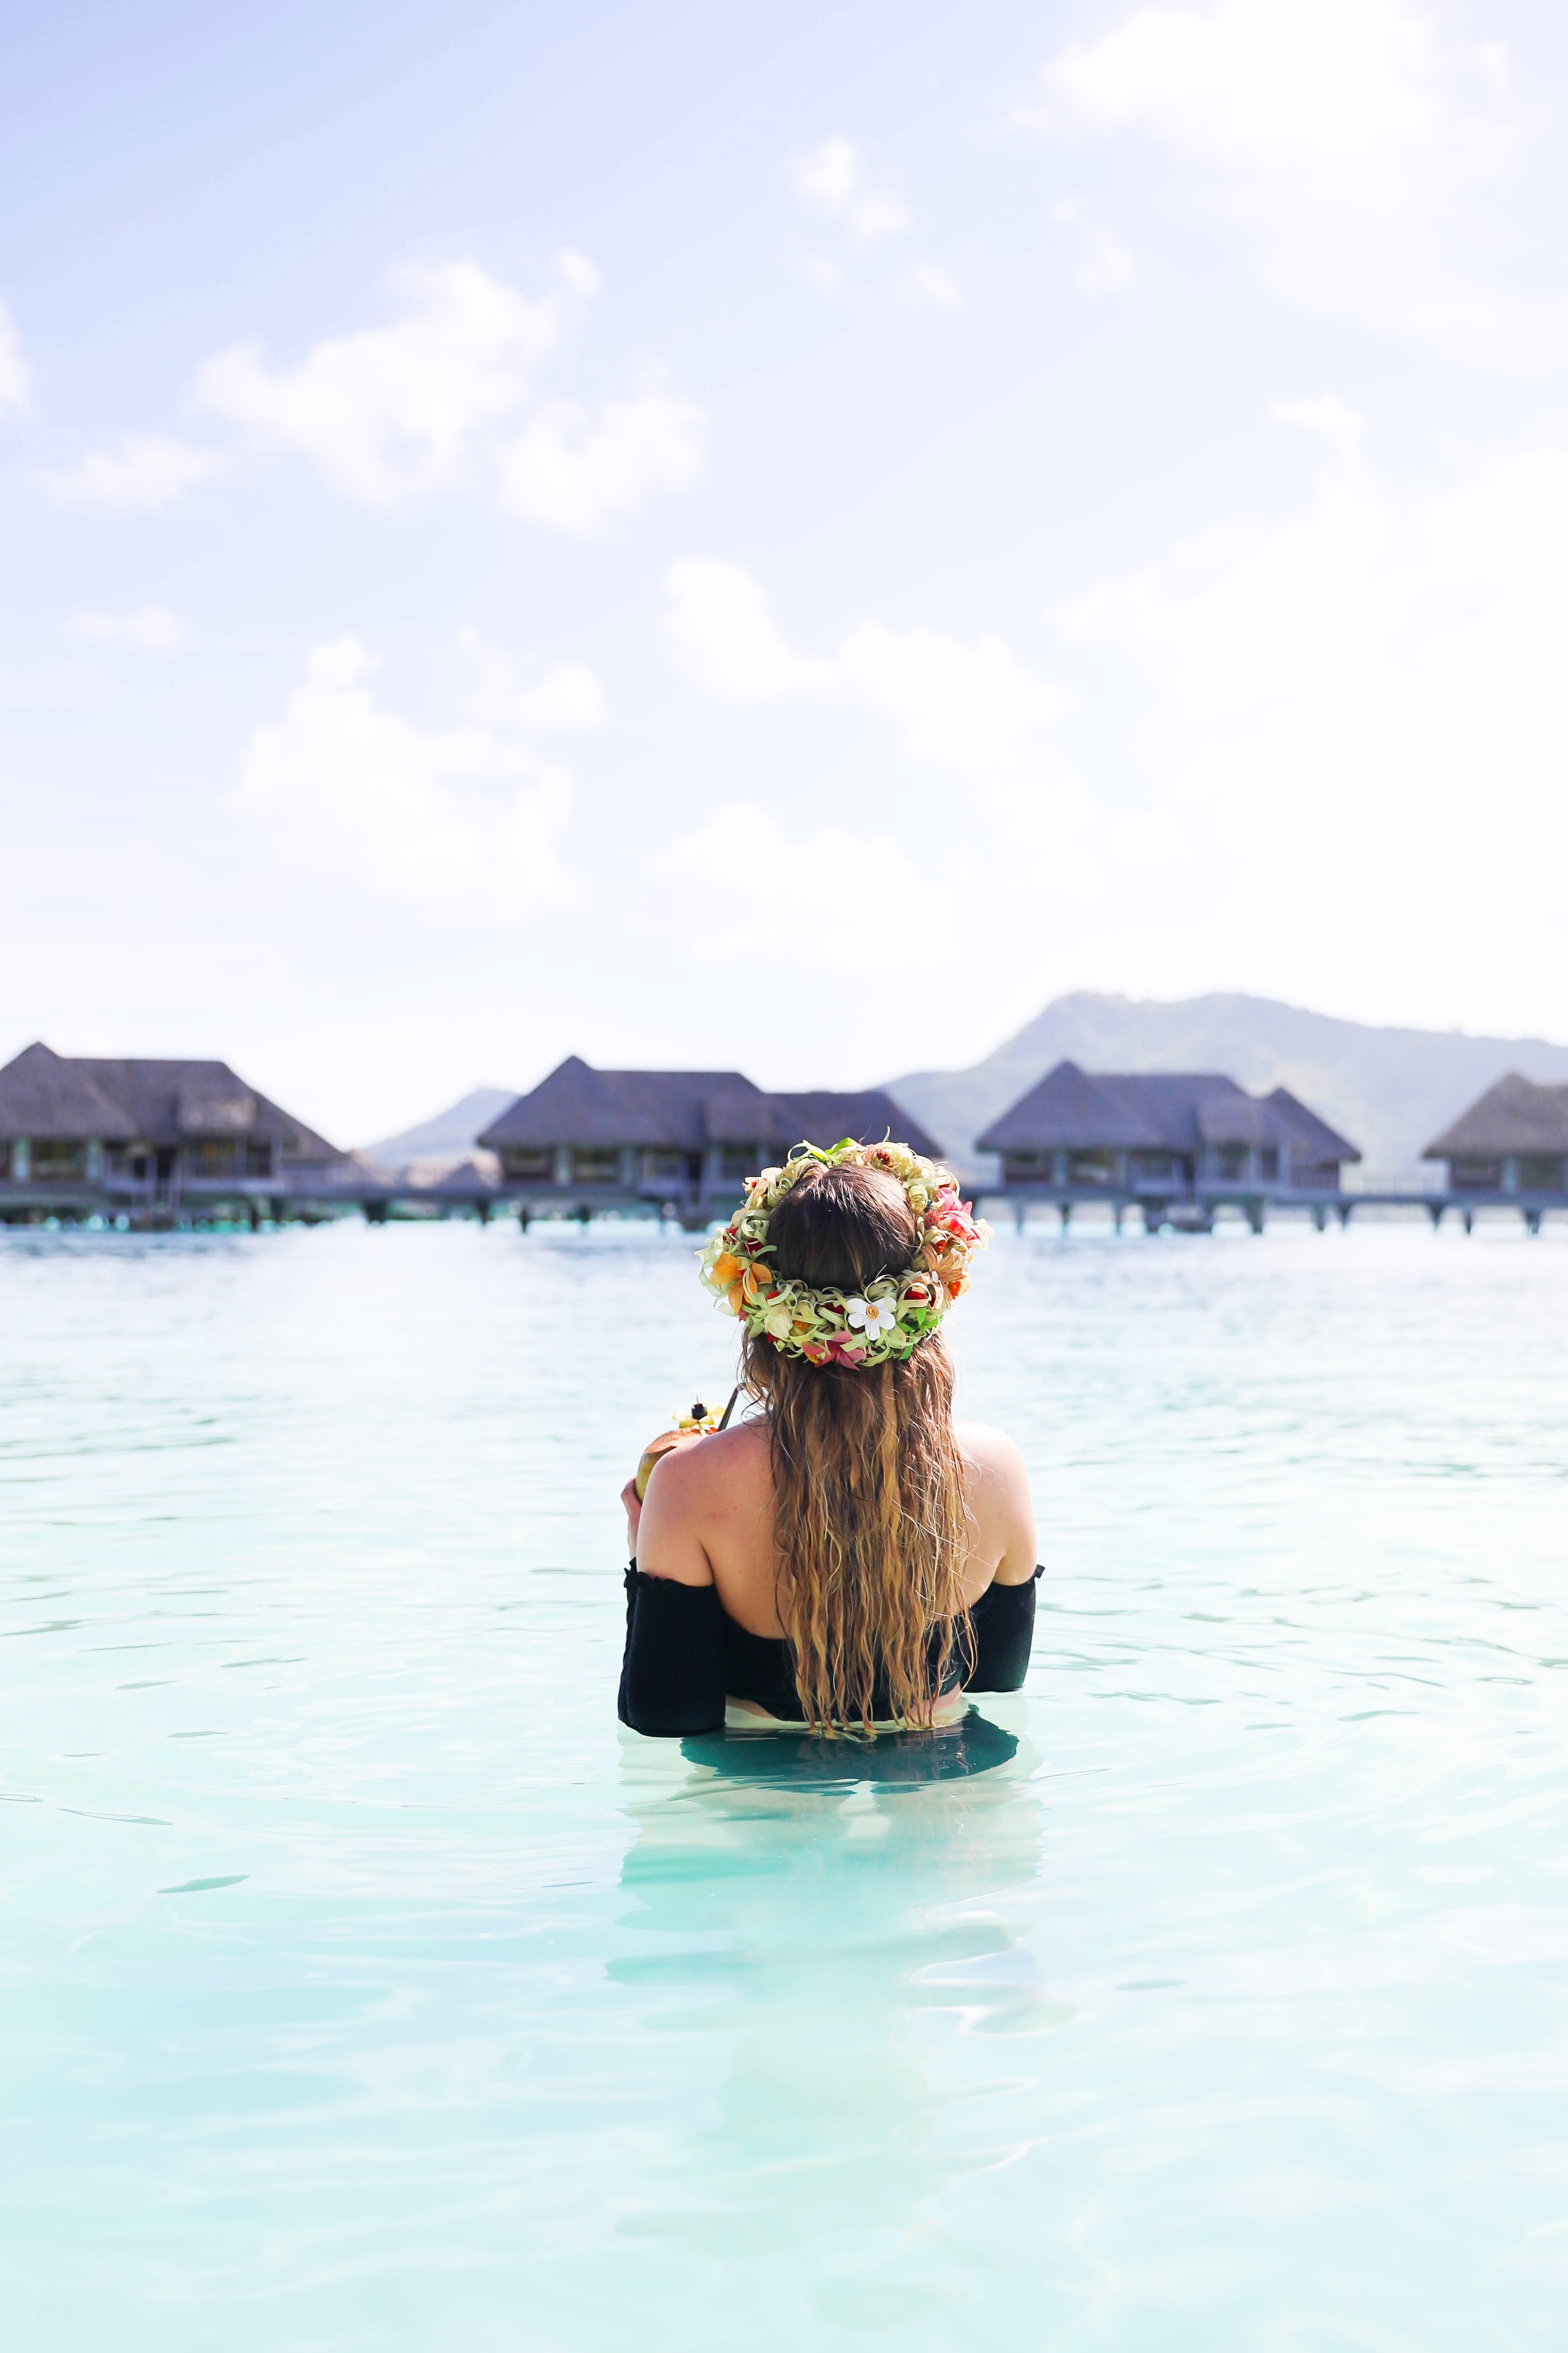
[3,0,1567,1145]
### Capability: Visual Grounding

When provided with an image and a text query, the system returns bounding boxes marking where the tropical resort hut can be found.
[0,1041,338,1222]
[1422,1075,1568,1200]
[478,1056,941,1224]
[424,1157,502,1221]
[977,1060,1359,1226]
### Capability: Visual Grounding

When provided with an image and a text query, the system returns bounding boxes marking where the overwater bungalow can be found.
[0,1041,338,1222]
[1423,1075,1568,1199]
[977,1060,1359,1226]
[478,1056,941,1223]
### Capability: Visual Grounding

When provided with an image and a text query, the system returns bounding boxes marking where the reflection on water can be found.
[611,1715,1050,2323]
[4,1220,1568,2351]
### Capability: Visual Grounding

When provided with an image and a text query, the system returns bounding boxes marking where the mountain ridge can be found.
[361,1086,518,1171]
[882,992,1568,1173]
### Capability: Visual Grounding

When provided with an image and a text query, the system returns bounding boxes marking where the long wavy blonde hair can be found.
[740,1155,971,1732]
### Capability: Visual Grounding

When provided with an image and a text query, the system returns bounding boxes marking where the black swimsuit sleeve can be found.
[963,1566,1042,1692]
[618,1562,727,1735]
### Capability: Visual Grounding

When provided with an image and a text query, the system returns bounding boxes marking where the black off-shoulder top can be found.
[617,1561,1042,1737]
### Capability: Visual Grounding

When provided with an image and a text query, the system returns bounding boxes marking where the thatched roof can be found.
[0,1044,133,1143]
[1423,1073,1568,1160]
[480,1059,944,1162]
[978,1060,1360,1160]
[0,1043,337,1156]
[770,1091,943,1161]
[481,1057,767,1151]
[427,1157,498,1199]
[1264,1087,1360,1163]
[979,1062,1231,1153]
[1196,1094,1275,1147]
[0,1043,135,1141]
[71,1059,334,1155]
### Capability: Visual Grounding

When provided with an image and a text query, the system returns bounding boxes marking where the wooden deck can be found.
[973,1184,1567,1235]
[3,1175,1564,1235]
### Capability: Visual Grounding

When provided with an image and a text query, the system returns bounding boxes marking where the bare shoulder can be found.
[955,1420,1038,1587]
[643,1417,770,1518]
[955,1420,1029,1489]
[637,1413,772,1603]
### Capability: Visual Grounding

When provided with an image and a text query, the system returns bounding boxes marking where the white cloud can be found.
[663,558,1065,783]
[45,434,222,511]
[176,251,705,527]
[793,138,911,248]
[455,630,607,733]
[196,254,595,506]
[68,604,188,654]
[1269,392,1365,465]
[1052,412,1568,988]
[0,299,30,418]
[664,559,832,699]
[895,260,963,311]
[791,136,959,311]
[234,635,584,912]
[1050,198,1137,296]
[499,381,705,534]
[836,622,1066,773]
[1035,0,1542,358]
[656,801,942,964]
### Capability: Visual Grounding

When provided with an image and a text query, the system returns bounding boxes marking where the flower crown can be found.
[699,1139,990,1369]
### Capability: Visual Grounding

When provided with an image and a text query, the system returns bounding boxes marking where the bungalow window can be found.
[1129,1154,1180,1185]
[32,1139,86,1179]
[1519,1157,1564,1191]
[1002,1152,1045,1181]
[1451,1159,1499,1191]
[0,1140,10,1178]
[505,1147,554,1182]
[244,1141,274,1178]
[186,1141,238,1179]
[1067,1151,1114,1186]
[719,1147,756,1182]
[642,1150,688,1183]
[1259,1147,1279,1180]
[1212,1146,1248,1180]
[570,1147,620,1185]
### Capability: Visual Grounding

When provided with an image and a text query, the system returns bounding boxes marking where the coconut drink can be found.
[634,1400,723,1500]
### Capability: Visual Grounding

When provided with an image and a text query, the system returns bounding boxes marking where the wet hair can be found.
[740,1155,970,1732]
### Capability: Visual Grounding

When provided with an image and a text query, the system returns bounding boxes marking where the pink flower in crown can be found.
[822,1336,868,1367]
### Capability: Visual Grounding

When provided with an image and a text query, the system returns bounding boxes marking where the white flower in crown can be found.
[844,1296,899,1341]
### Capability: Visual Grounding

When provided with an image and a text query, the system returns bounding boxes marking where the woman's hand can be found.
[621,1474,642,1557]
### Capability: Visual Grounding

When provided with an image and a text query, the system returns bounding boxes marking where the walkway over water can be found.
[980,1184,1568,1236]
[4,1170,1566,1237]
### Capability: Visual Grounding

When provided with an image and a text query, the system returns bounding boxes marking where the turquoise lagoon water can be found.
[3,1216,1568,2351]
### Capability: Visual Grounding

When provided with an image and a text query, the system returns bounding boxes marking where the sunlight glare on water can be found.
[3,1216,1568,2351]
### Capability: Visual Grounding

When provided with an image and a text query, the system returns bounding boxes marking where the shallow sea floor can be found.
[3,1216,1567,2351]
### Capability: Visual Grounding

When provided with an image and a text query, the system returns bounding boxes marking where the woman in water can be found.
[618,1141,1038,1736]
